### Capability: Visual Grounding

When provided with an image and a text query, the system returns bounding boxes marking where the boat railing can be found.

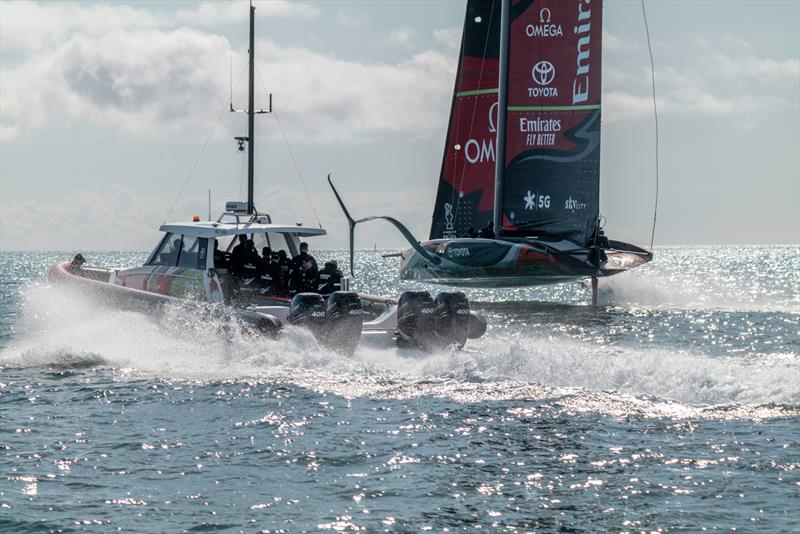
[216,211,272,226]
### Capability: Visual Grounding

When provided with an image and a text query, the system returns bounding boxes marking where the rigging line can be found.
[163,65,248,224]
[162,105,227,224]
[273,111,323,228]
[254,64,323,229]
[642,0,660,252]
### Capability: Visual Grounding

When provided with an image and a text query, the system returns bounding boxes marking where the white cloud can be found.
[603,91,658,123]
[388,28,417,47]
[175,0,319,26]
[1,28,231,141]
[706,53,800,81]
[603,30,640,51]
[0,1,158,51]
[0,183,433,251]
[0,0,318,52]
[0,185,189,251]
[433,27,461,52]
[336,9,367,28]
[602,45,799,124]
[258,44,453,143]
[1,20,455,144]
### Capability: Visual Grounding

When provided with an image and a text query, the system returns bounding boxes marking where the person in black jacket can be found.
[239,239,261,279]
[275,250,292,293]
[317,260,343,295]
[288,242,319,295]
[477,221,495,239]
[258,246,283,295]
[230,235,248,274]
[289,256,318,295]
[462,226,478,239]
[291,242,317,272]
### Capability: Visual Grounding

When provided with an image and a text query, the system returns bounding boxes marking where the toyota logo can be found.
[531,61,555,86]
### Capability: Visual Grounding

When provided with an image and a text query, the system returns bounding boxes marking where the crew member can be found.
[276,250,292,293]
[239,239,261,279]
[258,246,283,294]
[230,235,248,273]
[68,253,86,274]
[317,259,343,295]
[292,242,317,272]
[462,226,478,239]
[289,256,318,295]
[478,221,494,239]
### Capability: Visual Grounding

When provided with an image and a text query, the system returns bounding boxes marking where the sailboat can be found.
[330,0,653,302]
[49,2,488,352]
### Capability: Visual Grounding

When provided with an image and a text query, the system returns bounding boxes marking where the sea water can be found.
[0,246,798,532]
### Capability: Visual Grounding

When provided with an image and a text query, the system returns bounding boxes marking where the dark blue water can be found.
[1,247,798,532]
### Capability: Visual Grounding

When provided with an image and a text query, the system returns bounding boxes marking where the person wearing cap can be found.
[317,259,343,295]
[289,255,318,295]
[291,241,317,272]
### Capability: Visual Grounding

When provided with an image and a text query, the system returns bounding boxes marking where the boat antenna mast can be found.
[231,1,272,216]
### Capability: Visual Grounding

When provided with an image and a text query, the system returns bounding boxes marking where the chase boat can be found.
[50,207,486,354]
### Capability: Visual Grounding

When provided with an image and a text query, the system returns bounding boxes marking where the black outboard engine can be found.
[433,292,470,349]
[321,291,363,354]
[396,291,436,349]
[288,293,326,334]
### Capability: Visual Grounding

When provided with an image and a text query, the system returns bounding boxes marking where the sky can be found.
[1,0,798,251]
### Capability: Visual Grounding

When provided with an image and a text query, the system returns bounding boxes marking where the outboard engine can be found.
[321,291,363,355]
[433,292,470,349]
[288,293,326,334]
[396,291,436,349]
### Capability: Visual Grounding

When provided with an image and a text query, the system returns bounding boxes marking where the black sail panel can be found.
[501,0,603,244]
[429,0,502,240]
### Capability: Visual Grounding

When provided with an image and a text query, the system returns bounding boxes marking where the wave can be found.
[1,283,798,418]
[597,273,799,313]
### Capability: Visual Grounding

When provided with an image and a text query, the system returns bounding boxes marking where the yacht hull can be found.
[399,238,652,288]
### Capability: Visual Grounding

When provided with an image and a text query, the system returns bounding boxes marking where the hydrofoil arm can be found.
[327,174,441,275]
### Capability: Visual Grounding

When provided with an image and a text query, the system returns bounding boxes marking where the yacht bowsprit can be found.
[49,2,487,353]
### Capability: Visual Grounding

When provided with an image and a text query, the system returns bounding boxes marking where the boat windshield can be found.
[149,233,209,269]
[252,232,295,257]
[216,232,298,258]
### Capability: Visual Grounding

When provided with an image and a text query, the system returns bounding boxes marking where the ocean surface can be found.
[1,246,798,532]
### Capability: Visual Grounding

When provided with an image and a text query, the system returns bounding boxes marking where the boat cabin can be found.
[114,211,326,304]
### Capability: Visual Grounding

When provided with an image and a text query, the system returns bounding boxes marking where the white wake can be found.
[2,283,798,415]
